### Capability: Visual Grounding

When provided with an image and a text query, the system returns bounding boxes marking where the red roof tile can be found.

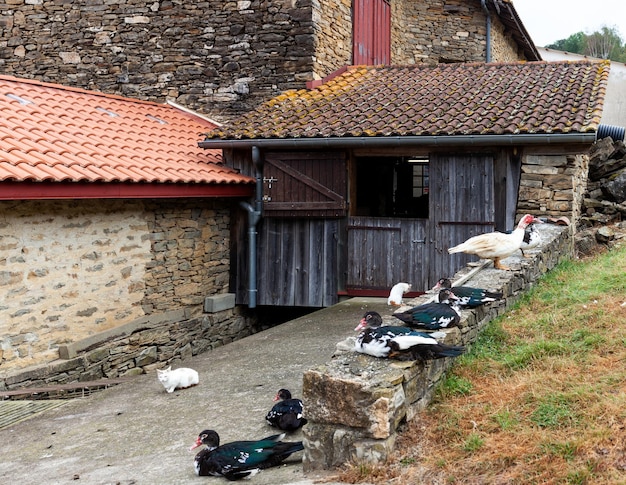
[0,75,254,187]
[204,61,609,141]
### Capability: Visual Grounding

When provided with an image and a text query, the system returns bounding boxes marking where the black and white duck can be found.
[265,389,307,431]
[393,289,461,330]
[520,223,541,257]
[433,277,503,308]
[190,429,304,480]
[355,311,464,361]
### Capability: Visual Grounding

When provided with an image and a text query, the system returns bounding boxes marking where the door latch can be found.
[263,176,278,188]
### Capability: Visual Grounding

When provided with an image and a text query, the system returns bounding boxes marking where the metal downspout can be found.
[481,0,492,62]
[239,145,263,308]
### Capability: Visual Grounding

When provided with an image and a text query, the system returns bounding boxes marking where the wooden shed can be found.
[199,61,610,308]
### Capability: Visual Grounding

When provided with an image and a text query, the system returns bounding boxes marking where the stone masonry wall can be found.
[391,0,524,65]
[518,152,589,226]
[0,302,253,391]
[0,0,316,123]
[490,13,527,62]
[0,198,252,376]
[302,223,573,469]
[311,0,351,80]
[0,0,525,123]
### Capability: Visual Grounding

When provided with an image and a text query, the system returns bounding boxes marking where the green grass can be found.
[416,244,625,484]
[335,244,626,484]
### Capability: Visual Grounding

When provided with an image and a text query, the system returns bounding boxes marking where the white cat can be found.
[157,366,199,393]
[387,282,411,306]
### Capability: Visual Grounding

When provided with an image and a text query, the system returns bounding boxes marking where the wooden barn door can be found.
[251,151,347,307]
[346,217,429,293]
[263,152,346,217]
[430,153,495,283]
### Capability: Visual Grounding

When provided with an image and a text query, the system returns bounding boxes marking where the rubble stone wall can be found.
[0,0,316,123]
[1,303,252,391]
[0,198,254,378]
[391,0,524,65]
[0,0,524,122]
[302,224,573,469]
[582,137,626,223]
[517,152,589,225]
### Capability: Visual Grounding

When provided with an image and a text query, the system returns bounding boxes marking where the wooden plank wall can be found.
[347,217,429,292]
[431,153,495,282]
[254,218,345,307]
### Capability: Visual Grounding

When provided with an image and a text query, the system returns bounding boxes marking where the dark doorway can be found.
[355,156,429,218]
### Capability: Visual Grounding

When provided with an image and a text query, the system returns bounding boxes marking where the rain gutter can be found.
[238,145,263,308]
[199,133,599,150]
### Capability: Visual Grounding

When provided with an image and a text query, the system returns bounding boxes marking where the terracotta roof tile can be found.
[206,61,609,141]
[0,75,253,186]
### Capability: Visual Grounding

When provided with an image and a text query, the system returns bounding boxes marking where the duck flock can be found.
[354,214,542,363]
[185,214,543,480]
[188,388,307,480]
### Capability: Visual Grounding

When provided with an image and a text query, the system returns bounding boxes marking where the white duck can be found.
[447,214,541,270]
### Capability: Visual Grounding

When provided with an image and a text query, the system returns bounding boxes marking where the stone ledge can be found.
[302,223,572,470]
[204,293,236,313]
[58,309,189,360]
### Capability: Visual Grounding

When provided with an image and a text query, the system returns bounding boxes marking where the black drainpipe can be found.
[481,0,492,62]
[239,145,263,308]
[597,124,626,142]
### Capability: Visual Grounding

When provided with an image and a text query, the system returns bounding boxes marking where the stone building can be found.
[4,0,613,389]
[201,60,610,307]
[0,75,255,383]
[0,0,539,122]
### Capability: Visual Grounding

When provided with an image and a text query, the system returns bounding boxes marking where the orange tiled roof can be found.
[205,61,609,141]
[0,75,253,186]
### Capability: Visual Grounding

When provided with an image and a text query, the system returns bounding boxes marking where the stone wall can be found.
[312,0,351,79]
[0,0,525,122]
[517,152,590,225]
[391,0,524,65]
[0,0,316,123]
[489,13,527,62]
[0,198,252,375]
[302,223,573,469]
[1,299,253,391]
[582,136,626,223]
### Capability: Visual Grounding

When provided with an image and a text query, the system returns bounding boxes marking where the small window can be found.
[355,156,429,218]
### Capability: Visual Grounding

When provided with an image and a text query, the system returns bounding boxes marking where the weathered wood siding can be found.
[431,153,495,280]
[240,218,345,307]
[231,149,519,306]
[346,217,428,291]
[263,152,347,218]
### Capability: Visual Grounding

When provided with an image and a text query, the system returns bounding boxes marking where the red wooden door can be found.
[353,0,391,65]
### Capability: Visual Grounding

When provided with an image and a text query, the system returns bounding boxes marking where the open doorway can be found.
[355,156,429,218]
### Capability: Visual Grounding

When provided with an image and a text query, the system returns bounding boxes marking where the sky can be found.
[512,0,626,47]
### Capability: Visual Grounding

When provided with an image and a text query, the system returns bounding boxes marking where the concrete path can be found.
[0,297,388,485]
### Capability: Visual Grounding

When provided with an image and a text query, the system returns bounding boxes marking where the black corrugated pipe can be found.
[597,124,626,142]
[239,145,263,308]
[481,0,492,62]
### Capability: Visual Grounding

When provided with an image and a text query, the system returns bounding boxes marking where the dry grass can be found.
[333,242,626,485]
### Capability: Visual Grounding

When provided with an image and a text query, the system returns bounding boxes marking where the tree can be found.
[547,31,586,54]
[586,26,623,60]
[546,26,626,63]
